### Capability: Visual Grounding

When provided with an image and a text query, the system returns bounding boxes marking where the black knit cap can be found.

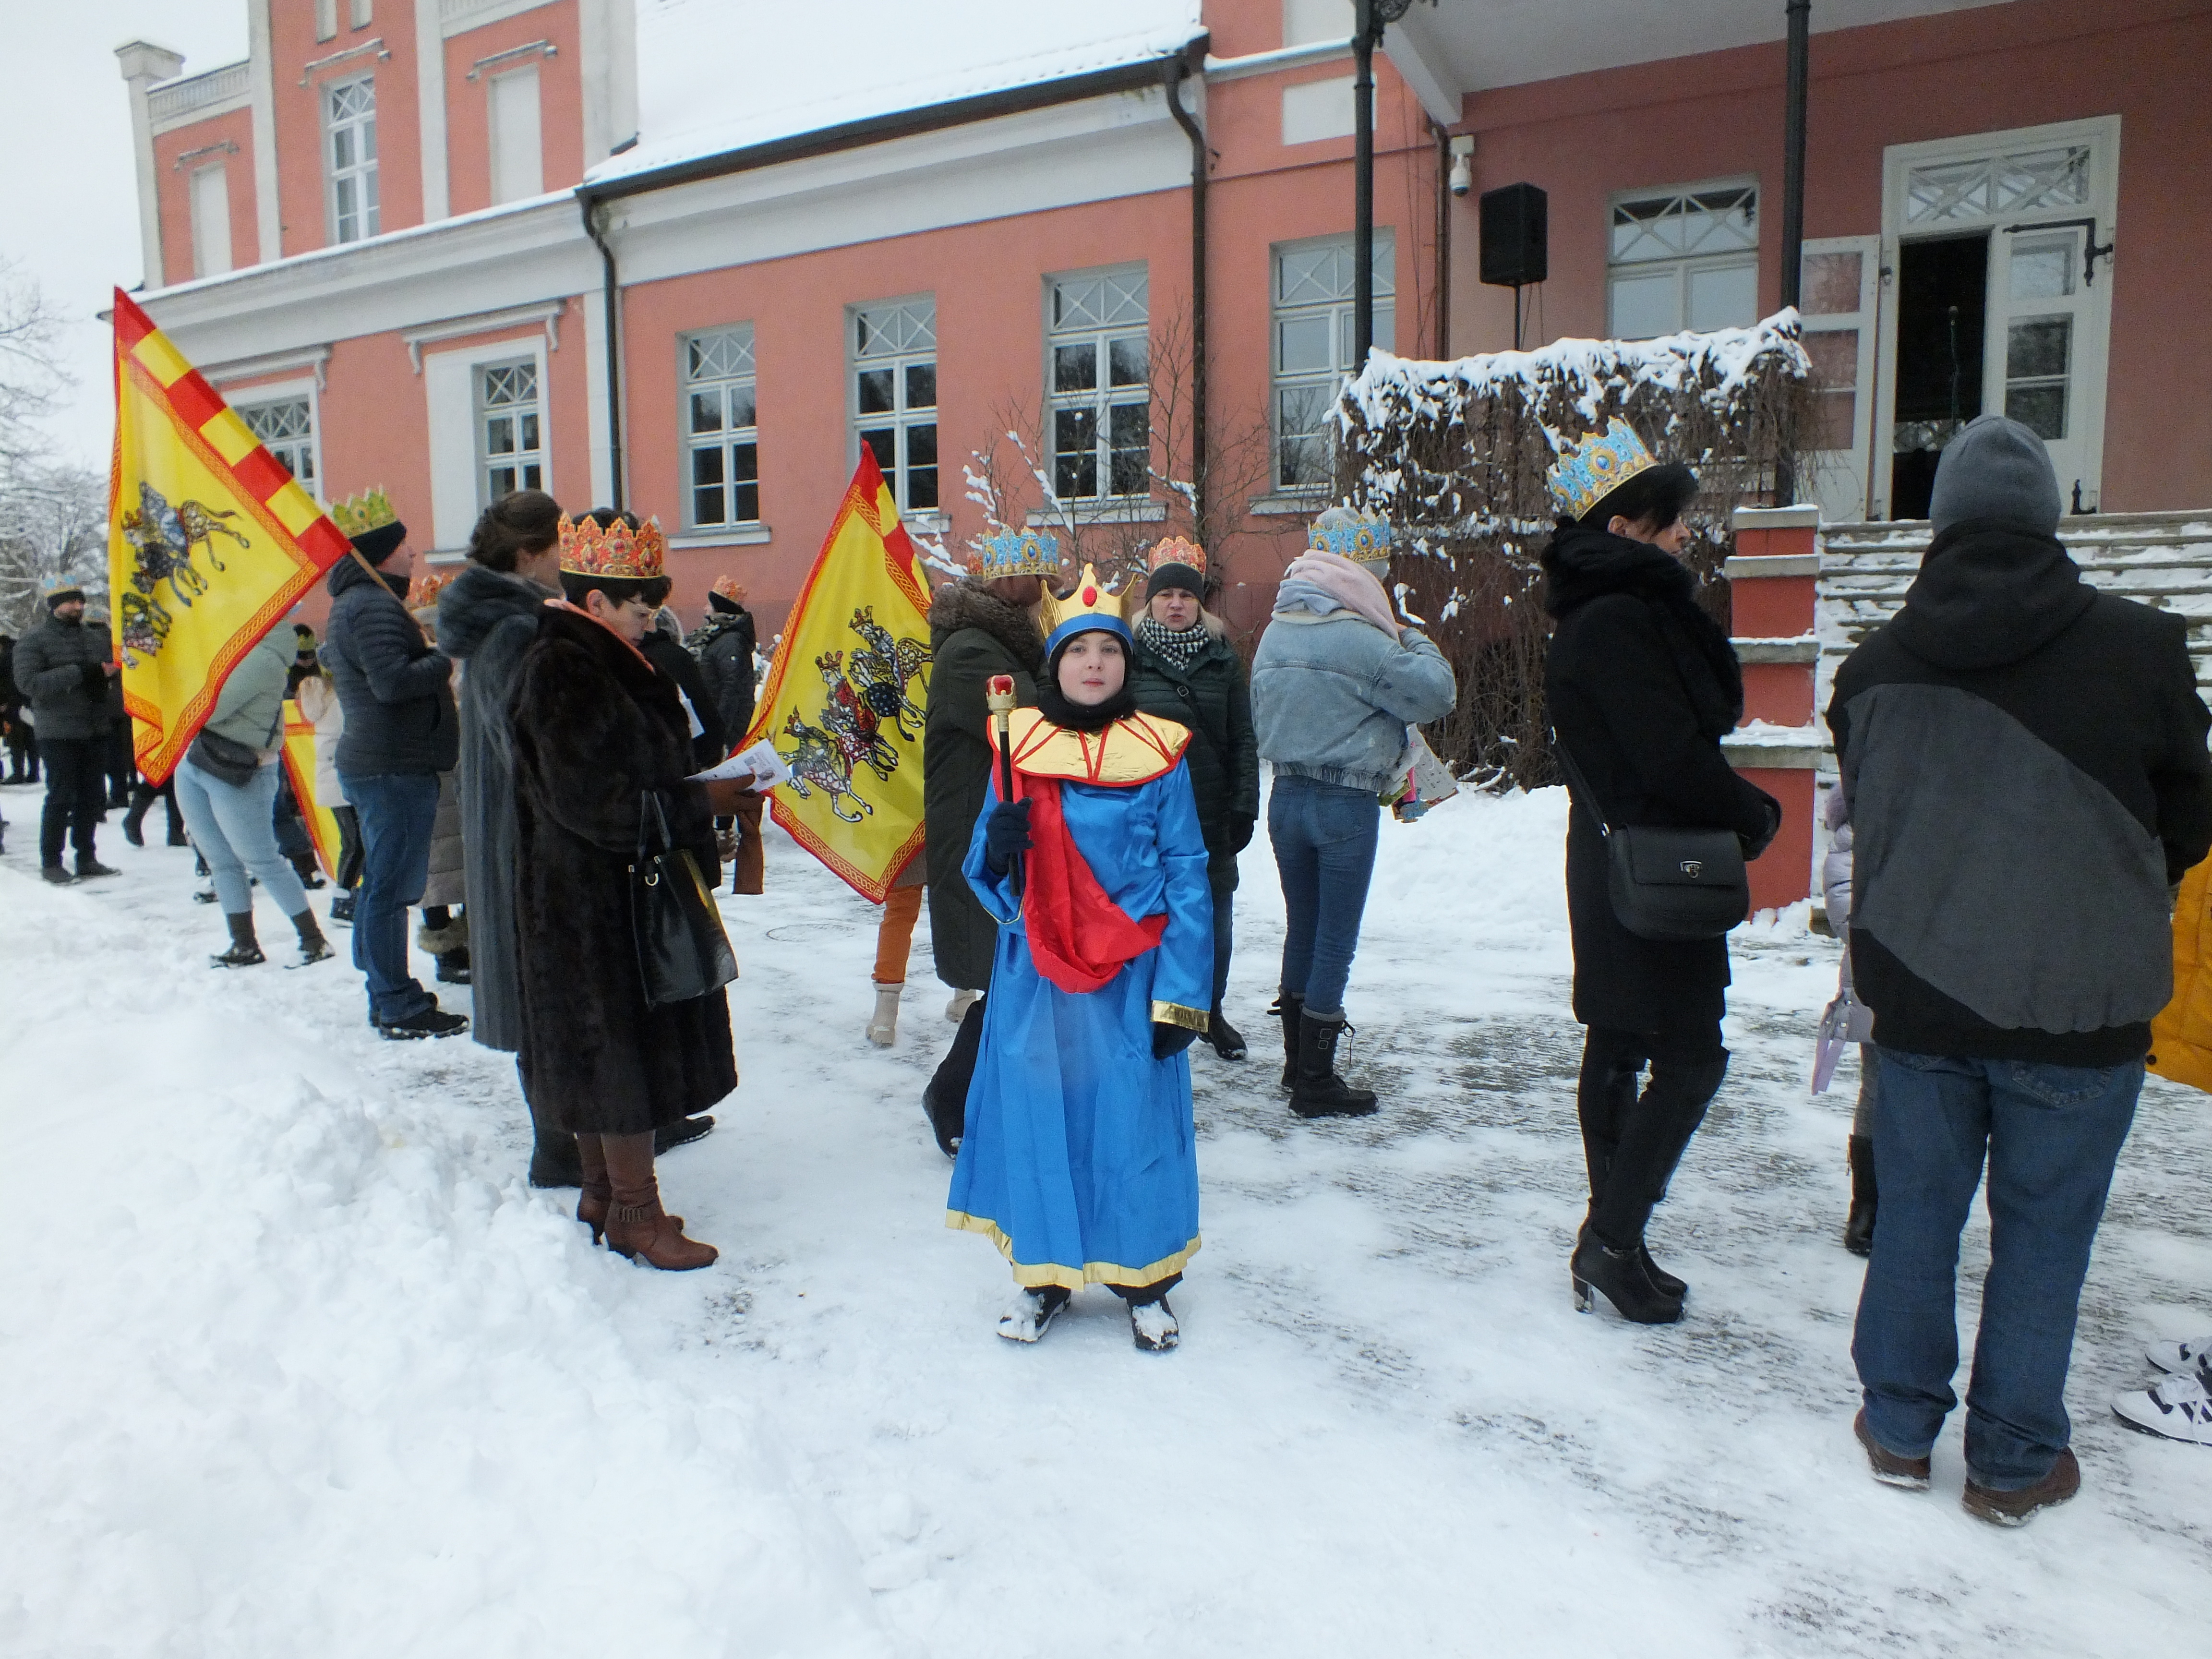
[351,520,408,565]
[1143,559,1205,602]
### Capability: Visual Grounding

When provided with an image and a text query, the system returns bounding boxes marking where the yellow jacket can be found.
[2149,857,2212,1092]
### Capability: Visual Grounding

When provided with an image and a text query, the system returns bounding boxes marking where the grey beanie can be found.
[1929,414,2061,536]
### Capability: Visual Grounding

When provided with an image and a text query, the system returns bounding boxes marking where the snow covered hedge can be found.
[1332,312,1815,789]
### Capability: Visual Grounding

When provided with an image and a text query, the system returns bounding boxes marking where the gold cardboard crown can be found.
[1545,418,1660,523]
[710,573,748,602]
[330,487,398,539]
[558,512,666,579]
[1146,536,1208,579]
[1040,564,1130,652]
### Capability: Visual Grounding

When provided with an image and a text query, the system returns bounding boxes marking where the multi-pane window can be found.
[240,398,316,492]
[1271,233,1393,491]
[685,326,760,528]
[190,164,232,279]
[1608,184,1758,339]
[2003,233,2078,440]
[477,360,542,503]
[326,77,379,245]
[853,298,937,513]
[1047,269,1148,500]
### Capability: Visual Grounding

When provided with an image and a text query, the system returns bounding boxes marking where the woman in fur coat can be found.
[506,509,755,1271]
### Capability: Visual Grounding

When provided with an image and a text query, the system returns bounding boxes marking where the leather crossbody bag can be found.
[1551,733,1750,942]
[629,790,739,1008]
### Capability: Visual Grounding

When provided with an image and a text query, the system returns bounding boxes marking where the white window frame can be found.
[850,296,938,517]
[423,336,553,551]
[233,378,323,500]
[189,162,233,280]
[1270,231,1393,494]
[1046,267,1149,504]
[487,64,543,205]
[1606,177,1760,340]
[682,325,761,531]
[350,0,373,29]
[325,74,379,245]
[1797,234,1881,524]
[475,357,545,505]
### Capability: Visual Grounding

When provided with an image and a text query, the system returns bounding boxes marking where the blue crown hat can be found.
[1040,564,1131,659]
[1308,505,1393,569]
[969,527,1061,580]
[1546,417,1660,522]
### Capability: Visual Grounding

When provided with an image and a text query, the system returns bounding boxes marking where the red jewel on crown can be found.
[1082,586,1098,605]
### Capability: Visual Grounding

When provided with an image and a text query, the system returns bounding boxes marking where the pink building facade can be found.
[120,0,2211,640]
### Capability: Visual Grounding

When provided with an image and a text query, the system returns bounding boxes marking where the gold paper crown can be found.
[407,569,453,612]
[1546,418,1660,522]
[710,573,748,602]
[558,512,666,579]
[1147,536,1208,578]
[1040,564,1130,653]
[330,488,398,539]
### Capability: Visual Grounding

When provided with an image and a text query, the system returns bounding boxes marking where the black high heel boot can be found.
[1571,1228,1683,1323]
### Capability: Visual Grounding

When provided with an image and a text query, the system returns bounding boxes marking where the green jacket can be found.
[1127,615,1260,889]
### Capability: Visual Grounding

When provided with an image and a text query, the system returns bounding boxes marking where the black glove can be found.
[983,798,1033,874]
[1152,1021,1199,1058]
[79,662,107,693]
[1228,814,1256,853]
[1740,796,1782,861]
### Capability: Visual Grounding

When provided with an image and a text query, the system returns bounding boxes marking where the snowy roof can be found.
[594,0,1205,186]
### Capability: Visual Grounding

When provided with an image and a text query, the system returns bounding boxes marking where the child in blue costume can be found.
[947,559,1214,1351]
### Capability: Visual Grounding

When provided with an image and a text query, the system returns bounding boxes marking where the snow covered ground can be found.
[1,777,2207,1658]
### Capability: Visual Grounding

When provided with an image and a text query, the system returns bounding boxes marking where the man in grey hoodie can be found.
[1830,415,2212,1525]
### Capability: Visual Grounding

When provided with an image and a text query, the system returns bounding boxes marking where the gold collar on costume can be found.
[991,707,1189,785]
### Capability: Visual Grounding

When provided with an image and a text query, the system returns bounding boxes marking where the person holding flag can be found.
[946,563,1213,1353]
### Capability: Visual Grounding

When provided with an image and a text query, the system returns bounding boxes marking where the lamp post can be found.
[1352,0,1423,368]
[1777,0,1811,505]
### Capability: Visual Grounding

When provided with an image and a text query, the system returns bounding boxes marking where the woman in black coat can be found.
[507,510,755,1271]
[1542,435,1779,1325]
[1125,537,1260,1059]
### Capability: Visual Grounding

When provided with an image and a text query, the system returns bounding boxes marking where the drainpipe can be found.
[1163,55,1208,535]
[582,197,625,510]
[1777,0,1811,505]
[1352,5,1380,366]
[1432,120,1451,358]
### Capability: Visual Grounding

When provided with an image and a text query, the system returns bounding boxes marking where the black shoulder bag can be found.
[629,791,739,1008]
[1551,733,1749,942]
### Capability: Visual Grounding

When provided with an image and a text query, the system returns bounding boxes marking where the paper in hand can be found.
[689,737,789,791]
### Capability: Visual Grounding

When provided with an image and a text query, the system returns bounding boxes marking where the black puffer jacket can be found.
[690,605,757,742]
[641,622,727,768]
[924,580,1044,991]
[321,554,457,777]
[1543,524,1778,1034]
[12,612,115,742]
[1127,613,1259,889]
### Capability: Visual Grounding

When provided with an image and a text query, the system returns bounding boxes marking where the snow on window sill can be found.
[1249,492,1328,516]
[670,526,772,549]
[1059,497,1167,524]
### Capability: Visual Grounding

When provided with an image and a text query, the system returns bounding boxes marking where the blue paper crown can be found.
[1308,511,1393,566]
[971,527,1060,580]
[1547,417,1659,521]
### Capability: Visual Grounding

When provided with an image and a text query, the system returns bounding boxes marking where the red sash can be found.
[1016,773,1166,994]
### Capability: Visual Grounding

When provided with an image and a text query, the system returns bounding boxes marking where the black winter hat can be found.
[1929,415,2061,536]
[1143,560,1204,602]
[351,520,408,565]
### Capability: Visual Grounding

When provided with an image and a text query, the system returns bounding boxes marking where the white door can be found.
[1798,234,1879,522]
[1870,116,2121,520]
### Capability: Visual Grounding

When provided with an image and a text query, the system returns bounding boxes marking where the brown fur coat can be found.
[507,605,736,1136]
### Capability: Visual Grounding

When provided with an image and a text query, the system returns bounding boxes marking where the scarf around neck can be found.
[1135,614,1210,673]
[1272,550,1399,636]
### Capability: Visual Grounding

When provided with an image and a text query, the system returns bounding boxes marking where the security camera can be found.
[1448,135,1474,198]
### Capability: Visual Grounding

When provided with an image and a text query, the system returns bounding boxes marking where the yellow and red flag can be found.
[280,698,344,880]
[108,289,352,781]
[744,448,933,902]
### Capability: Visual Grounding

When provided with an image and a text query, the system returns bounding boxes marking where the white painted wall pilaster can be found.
[577,0,611,164]
[247,1,281,263]
[608,0,638,150]
[115,42,186,290]
[582,270,615,505]
[415,0,450,222]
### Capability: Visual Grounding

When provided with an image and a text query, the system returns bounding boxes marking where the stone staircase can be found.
[1818,510,2212,724]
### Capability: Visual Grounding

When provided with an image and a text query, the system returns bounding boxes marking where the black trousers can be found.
[1577,1023,1728,1250]
[105,725,136,804]
[923,995,987,1155]
[332,803,364,890]
[37,737,107,865]
[5,725,36,780]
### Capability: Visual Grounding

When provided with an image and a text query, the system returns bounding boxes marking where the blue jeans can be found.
[1853,1047,2142,1490]
[343,770,440,1023]
[173,756,307,918]
[1268,774,1380,1020]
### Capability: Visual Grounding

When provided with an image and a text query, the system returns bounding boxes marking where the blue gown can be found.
[946,761,1214,1289]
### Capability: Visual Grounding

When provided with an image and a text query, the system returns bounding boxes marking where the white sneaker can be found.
[2146,1333,2212,1377]
[946,988,980,1024]
[1129,1298,1179,1352]
[866,983,901,1047]
[2113,1368,2212,1445]
[996,1286,1070,1343]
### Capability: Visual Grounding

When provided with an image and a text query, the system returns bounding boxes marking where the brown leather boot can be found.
[601,1131,717,1270]
[575,1133,613,1244]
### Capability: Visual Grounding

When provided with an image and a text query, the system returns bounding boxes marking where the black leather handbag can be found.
[629,791,739,1008]
[188,705,281,789]
[1552,734,1750,942]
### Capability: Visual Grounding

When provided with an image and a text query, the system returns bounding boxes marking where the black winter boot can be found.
[212,912,265,968]
[1208,1005,1247,1061]
[1288,1012,1377,1118]
[1845,1135,1878,1257]
[122,785,156,846]
[1270,993,1303,1091]
[289,909,335,966]
[1571,1227,1684,1324]
[529,1130,585,1189]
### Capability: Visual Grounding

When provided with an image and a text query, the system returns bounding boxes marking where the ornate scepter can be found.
[986,673,1022,897]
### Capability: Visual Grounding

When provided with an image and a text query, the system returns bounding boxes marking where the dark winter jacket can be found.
[690,606,758,743]
[925,579,1044,990]
[507,604,734,1135]
[1127,613,1260,890]
[321,554,458,778]
[437,563,555,1052]
[12,612,115,742]
[1543,524,1779,1034]
[641,623,728,769]
[1830,520,2212,1065]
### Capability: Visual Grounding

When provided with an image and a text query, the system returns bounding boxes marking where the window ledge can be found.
[1249,492,1329,516]
[903,512,951,535]
[670,526,772,549]
[1055,498,1168,525]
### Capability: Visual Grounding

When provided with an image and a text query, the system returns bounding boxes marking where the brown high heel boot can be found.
[576,1133,613,1244]
[601,1131,717,1271]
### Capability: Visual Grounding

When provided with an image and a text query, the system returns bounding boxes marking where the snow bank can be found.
[0,870,884,1659]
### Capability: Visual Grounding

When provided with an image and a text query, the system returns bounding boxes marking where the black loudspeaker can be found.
[1479,183,1549,288]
